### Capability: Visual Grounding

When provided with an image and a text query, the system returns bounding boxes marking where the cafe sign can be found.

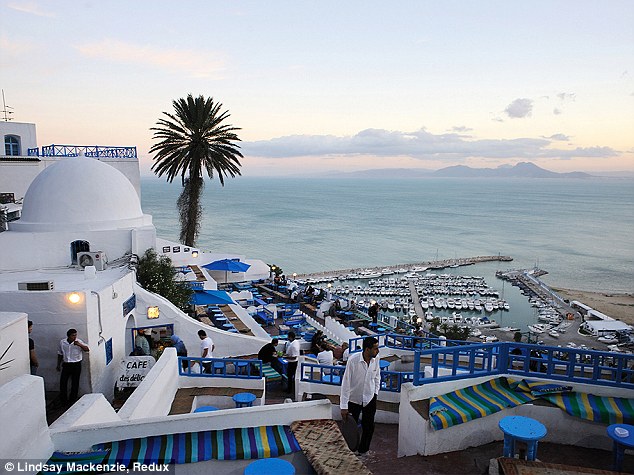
[118,356,155,388]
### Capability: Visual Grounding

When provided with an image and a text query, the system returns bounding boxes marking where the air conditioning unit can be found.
[77,251,108,271]
[18,281,54,291]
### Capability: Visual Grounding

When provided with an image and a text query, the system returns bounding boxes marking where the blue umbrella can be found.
[191,290,235,306]
[202,259,251,283]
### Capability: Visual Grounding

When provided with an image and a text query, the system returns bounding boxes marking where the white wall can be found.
[133,284,269,358]
[0,375,54,463]
[50,394,121,430]
[51,399,333,452]
[117,348,180,420]
[398,375,634,457]
[0,312,30,382]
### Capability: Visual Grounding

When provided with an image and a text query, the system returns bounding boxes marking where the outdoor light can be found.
[327,283,332,289]
[417,317,423,324]
[67,292,81,304]
[292,273,297,280]
[147,306,160,319]
[192,250,199,258]
[370,299,376,305]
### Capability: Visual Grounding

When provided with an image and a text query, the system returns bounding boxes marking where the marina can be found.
[0,122,632,475]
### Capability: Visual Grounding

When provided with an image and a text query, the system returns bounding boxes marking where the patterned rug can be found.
[291,419,371,475]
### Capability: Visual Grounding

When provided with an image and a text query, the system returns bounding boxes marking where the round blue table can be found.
[194,406,218,413]
[243,458,295,475]
[379,360,390,369]
[233,392,257,408]
[498,415,547,461]
[607,423,634,471]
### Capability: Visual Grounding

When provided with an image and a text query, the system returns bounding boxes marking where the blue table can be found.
[498,416,547,461]
[194,406,219,413]
[607,423,634,471]
[243,458,295,475]
[379,360,390,370]
[233,392,257,408]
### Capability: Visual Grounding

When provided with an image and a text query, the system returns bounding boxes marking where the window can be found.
[4,135,20,156]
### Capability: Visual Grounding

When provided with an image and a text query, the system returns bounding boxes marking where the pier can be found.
[294,255,512,280]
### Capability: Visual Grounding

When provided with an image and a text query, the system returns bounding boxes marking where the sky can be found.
[1,0,633,176]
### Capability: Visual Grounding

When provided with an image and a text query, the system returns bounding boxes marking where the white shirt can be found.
[200,336,214,358]
[58,338,87,363]
[285,339,300,362]
[317,349,334,366]
[342,348,350,362]
[340,350,381,410]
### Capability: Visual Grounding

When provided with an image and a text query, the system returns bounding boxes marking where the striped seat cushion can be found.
[262,363,282,381]
[95,425,300,465]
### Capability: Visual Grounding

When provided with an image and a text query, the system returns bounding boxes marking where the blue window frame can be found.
[105,338,113,365]
[4,135,20,156]
[123,294,136,317]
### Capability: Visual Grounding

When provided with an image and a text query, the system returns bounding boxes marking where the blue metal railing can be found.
[349,332,476,354]
[412,342,634,389]
[301,363,346,386]
[178,357,263,379]
[27,144,137,158]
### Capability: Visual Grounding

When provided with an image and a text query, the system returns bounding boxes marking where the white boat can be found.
[470,328,482,337]
[528,323,551,334]
[484,301,494,312]
[548,329,560,338]
[598,334,619,344]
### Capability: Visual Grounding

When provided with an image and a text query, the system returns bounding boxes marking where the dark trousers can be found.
[286,361,298,395]
[348,395,377,453]
[60,361,82,403]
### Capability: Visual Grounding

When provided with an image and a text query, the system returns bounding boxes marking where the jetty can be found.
[294,255,512,279]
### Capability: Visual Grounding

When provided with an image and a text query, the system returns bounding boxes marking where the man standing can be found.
[28,320,39,375]
[368,301,379,325]
[340,336,381,456]
[134,330,151,356]
[284,331,300,398]
[57,328,90,405]
[198,330,214,374]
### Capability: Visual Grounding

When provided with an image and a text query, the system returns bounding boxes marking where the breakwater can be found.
[294,255,512,279]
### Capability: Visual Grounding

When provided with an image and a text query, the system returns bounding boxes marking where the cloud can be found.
[243,128,617,161]
[543,133,570,141]
[504,98,533,119]
[450,126,473,134]
[7,1,55,17]
[75,39,225,79]
[556,92,576,102]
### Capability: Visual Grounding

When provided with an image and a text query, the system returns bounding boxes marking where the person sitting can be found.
[340,342,350,365]
[258,338,282,374]
[134,330,151,356]
[310,330,325,355]
[171,335,189,371]
[316,344,334,367]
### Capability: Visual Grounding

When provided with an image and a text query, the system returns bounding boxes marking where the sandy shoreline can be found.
[553,287,634,326]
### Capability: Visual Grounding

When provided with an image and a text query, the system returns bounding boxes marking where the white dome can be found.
[12,156,147,232]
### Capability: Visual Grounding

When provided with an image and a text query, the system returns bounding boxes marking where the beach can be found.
[554,288,634,326]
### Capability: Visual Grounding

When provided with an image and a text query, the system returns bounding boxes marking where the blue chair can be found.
[499,416,547,461]
[244,458,295,475]
[232,392,257,408]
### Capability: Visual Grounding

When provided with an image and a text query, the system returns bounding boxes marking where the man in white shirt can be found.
[316,345,334,366]
[56,328,90,405]
[198,329,215,374]
[340,336,381,455]
[284,331,301,397]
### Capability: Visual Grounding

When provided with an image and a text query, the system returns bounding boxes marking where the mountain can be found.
[434,162,592,178]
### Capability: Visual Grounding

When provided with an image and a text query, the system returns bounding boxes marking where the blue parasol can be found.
[191,290,235,306]
[202,259,251,283]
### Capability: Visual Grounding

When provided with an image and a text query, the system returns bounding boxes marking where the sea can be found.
[141,176,634,329]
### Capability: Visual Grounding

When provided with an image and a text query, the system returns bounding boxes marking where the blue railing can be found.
[27,144,137,158]
[349,332,475,353]
[178,357,263,379]
[412,342,634,389]
[301,363,345,385]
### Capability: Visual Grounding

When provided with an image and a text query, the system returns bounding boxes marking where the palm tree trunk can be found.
[177,177,204,247]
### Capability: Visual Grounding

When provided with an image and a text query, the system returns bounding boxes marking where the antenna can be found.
[2,90,14,121]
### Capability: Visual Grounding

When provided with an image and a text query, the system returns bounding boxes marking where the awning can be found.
[191,290,235,306]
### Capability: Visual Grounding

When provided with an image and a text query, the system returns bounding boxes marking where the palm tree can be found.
[150,94,243,246]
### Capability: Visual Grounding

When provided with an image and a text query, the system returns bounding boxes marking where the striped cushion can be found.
[262,363,282,381]
[95,425,300,465]
[429,377,634,430]
[542,391,634,425]
[429,377,534,430]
